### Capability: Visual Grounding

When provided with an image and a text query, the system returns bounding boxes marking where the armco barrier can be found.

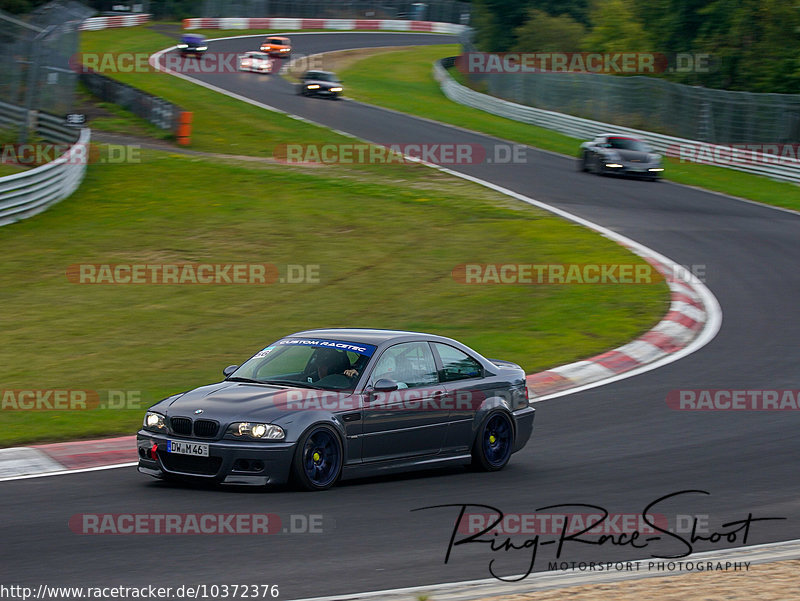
[183,17,467,34]
[80,14,151,31]
[0,128,91,227]
[433,58,800,184]
[79,70,190,142]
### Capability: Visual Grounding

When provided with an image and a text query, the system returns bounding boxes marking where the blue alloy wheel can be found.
[473,411,514,471]
[294,425,343,490]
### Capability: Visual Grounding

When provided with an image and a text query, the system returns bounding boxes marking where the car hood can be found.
[160,382,350,423]
[613,149,654,163]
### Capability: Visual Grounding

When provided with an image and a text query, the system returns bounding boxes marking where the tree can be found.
[512,9,587,53]
[583,0,652,52]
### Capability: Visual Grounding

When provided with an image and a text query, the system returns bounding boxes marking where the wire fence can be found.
[201,0,471,24]
[0,2,92,140]
[460,35,800,145]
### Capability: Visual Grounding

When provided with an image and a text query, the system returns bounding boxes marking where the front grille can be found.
[170,417,192,436]
[159,452,222,476]
[194,419,219,438]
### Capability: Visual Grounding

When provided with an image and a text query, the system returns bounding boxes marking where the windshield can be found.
[230,338,377,391]
[607,137,649,152]
[307,72,338,82]
[266,38,286,45]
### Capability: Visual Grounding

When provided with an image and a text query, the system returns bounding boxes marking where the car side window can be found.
[434,343,483,382]
[370,342,438,389]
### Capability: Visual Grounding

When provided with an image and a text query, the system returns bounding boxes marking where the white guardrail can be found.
[0,128,91,227]
[433,58,800,184]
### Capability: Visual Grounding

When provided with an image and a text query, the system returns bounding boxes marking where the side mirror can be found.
[373,378,399,392]
[223,365,238,378]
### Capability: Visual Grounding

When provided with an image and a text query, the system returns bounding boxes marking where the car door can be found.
[432,342,488,453]
[361,341,447,462]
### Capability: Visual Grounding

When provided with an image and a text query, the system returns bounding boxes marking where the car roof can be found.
[266,36,290,42]
[305,70,335,76]
[598,133,641,140]
[288,328,442,345]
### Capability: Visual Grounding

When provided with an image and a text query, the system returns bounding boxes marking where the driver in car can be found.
[310,348,360,380]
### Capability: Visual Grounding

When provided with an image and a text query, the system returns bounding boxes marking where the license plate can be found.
[167,440,209,457]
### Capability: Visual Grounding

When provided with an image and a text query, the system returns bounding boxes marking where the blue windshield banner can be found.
[276,338,377,356]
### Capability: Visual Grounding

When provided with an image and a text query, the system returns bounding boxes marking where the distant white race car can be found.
[238,51,273,74]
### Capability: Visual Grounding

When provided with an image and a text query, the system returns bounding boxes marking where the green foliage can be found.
[512,9,586,53]
[583,0,651,53]
[472,0,800,93]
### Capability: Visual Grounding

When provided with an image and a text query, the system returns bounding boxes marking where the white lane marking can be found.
[288,538,800,601]
[0,448,64,478]
[0,462,137,483]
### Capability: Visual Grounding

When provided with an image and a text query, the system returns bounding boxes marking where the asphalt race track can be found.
[2,33,799,598]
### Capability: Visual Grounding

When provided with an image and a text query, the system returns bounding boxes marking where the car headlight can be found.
[143,411,167,432]
[330,87,343,92]
[177,44,188,49]
[197,46,207,51]
[306,84,320,89]
[227,422,285,440]
[280,48,290,52]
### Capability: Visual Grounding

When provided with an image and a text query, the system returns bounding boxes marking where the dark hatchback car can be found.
[579,134,664,180]
[177,34,207,58]
[298,70,343,99]
[137,329,535,490]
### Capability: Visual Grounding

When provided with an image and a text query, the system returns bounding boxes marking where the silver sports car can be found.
[580,134,664,180]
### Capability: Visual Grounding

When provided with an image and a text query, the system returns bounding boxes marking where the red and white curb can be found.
[526,253,710,401]
[0,436,136,482]
[80,13,150,31]
[182,17,467,34]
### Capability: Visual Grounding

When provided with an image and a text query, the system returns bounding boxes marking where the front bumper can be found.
[603,162,663,177]
[137,431,295,486]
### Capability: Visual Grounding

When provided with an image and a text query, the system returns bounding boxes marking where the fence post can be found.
[177,112,193,145]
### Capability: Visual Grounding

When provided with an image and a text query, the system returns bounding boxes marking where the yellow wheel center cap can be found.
[489,434,496,444]
[313,451,321,462]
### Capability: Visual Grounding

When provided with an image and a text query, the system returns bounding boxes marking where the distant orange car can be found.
[260,36,291,58]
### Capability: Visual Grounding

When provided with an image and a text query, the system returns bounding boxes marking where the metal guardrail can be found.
[80,70,184,134]
[0,101,90,227]
[433,58,800,184]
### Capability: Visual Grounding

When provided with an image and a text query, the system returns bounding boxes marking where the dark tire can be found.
[471,411,514,471]
[291,424,343,491]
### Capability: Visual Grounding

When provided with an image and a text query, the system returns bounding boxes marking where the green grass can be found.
[0,152,667,446]
[0,26,669,447]
[339,45,800,211]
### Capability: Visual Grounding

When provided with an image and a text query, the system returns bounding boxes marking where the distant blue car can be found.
[178,34,207,58]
